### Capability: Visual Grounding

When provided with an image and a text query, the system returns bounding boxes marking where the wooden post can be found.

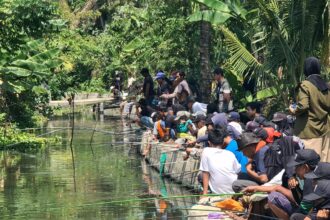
[99,102,104,114]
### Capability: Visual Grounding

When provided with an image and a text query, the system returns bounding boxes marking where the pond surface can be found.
[0,112,197,219]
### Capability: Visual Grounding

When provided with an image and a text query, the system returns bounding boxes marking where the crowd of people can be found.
[122,57,330,219]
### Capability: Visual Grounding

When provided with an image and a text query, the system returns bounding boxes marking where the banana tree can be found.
[189,0,329,107]
[0,40,61,125]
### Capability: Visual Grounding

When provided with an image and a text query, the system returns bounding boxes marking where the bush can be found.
[0,126,58,153]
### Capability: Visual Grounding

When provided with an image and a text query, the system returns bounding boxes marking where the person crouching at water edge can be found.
[199,127,241,203]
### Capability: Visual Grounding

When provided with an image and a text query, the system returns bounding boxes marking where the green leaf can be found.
[189,10,232,24]
[26,39,44,50]
[1,81,25,93]
[219,26,262,77]
[0,66,31,77]
[11,60,47,72]
[123,38,144,52]
[194,0,231,13]
[256,87,277,100]
[28,48,60,63]
[32,86,47,95]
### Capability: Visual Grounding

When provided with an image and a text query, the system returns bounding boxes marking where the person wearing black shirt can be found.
[242,149,320,220]
[141,68,154,105]
[291,180,330,220]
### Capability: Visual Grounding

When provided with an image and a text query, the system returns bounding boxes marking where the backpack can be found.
[264,136,303,180]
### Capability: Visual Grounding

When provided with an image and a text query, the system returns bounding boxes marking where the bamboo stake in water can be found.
[69,94,77,193]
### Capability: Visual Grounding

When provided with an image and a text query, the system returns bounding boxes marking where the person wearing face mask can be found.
[289,57,330,162]
[290,180,330,220]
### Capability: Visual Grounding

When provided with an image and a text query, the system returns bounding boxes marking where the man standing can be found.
[289,57,330,162]
[141,68,154,105]
[200,128,241,195]
[160,71,191,105]
[213,67,233,113]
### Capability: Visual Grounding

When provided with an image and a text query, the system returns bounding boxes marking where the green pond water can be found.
[0,113,197,220]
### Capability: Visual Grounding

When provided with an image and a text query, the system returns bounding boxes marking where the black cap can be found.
[205,115,214,125]
[193,114,206,123]
[287,149,320,167]
[237,132,260,151]
[304,180,330,201]
[305,162,330,180]
[254,116,267,125]
[228,112,240,121]
[272,112,287,122]
[246,121,260,132]
[253,128,268,140]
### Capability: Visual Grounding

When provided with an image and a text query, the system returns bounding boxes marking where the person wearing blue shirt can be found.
[224,134,248,173]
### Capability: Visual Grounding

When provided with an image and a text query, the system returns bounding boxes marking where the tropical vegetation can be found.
[0,0,329,148]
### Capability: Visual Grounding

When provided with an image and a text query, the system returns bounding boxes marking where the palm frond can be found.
[219,25,261,76]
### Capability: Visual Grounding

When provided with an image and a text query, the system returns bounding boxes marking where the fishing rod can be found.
[129,160,198,170]
[17,126,142,135]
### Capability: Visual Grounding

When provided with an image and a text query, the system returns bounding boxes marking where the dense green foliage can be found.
[0,0,329,127]
[0,127,48,152]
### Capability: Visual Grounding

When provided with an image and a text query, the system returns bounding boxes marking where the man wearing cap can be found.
[228,112,244,135]
[196,113,239,145]
[212,67,233,113]
[155,71,170,97]
[291,180,330,220]
[272,112,294,136]
[242,149,320,220]
[272,149,320,219]
[305,162,330,181]
[232,132,270,192]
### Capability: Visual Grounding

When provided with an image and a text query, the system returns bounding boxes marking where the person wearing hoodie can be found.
[289,57,330,162]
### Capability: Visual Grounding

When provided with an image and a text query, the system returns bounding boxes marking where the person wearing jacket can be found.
[289,57,330,162]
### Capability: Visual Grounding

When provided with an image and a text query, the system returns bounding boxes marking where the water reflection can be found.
[0,113,196,219]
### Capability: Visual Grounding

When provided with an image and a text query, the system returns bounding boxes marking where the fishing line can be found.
[17,126,142,135]
[2,128,68,148]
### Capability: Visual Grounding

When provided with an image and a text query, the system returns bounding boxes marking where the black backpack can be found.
[264,136,303,180]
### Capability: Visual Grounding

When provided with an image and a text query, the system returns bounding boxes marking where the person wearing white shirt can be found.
[187,96,207,115]
[200,127,241,195]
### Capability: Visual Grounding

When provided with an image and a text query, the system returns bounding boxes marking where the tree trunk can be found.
[58,0,101,29]
[199,5,212,103]
[321,4,329,68]
[71,0,99,29]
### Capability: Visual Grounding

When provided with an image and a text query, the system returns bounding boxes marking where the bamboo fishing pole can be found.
[69,94,77,193]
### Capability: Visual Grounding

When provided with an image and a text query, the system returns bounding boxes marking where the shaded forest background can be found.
[0,0,329,127]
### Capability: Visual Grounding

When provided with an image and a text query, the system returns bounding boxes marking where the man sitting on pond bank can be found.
[200,127,241,195]
[232,132,269,192]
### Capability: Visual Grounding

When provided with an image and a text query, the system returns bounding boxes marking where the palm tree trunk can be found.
[321,4,329,67]
[199,5,211,102]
